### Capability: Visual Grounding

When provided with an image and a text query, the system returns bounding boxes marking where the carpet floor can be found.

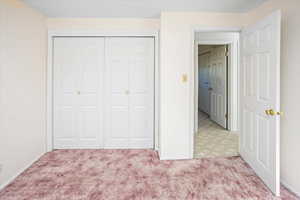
[0,150,298,200]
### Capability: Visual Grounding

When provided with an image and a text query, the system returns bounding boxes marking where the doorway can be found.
[191,11,281,195]
[195,44,239,158]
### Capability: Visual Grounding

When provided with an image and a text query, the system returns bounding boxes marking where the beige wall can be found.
[246,0,300,194]
[159,1,300,194]
[0,0,299,195]
[159,12,245,159]
[47,18,160,31]
[0,0,46,188]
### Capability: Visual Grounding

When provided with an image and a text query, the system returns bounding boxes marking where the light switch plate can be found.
[182,74,188,82]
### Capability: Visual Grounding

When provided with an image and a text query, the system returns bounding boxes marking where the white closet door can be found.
[53,37,105,149]
[209,46,227,128]
[105,37,154,149]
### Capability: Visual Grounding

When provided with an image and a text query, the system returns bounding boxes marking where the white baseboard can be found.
[281,178,300,197]
[159,155,191,160]
[0,153,44,191]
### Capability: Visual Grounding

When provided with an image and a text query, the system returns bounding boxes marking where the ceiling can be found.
[22,0,267,18]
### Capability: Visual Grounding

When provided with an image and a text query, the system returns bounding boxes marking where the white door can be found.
[53,37,105,149]
[105,37,154,149]
[209,46,227,128]
[240,11,281,195]
[198,53,211,114]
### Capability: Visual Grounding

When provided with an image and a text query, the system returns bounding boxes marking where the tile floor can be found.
[194,111,239,158]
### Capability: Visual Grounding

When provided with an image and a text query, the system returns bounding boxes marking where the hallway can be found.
[194,112,239,158]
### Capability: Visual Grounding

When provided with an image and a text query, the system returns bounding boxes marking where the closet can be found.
[53,37,154,149]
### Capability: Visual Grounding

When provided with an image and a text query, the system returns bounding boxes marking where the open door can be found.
[209,46,227,128]
[240,11,281,196]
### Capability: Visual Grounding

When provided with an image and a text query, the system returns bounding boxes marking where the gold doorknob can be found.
[265,109,283,116]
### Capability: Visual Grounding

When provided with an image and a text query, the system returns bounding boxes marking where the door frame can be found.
[47,30,159,152]
[190,27,241,158]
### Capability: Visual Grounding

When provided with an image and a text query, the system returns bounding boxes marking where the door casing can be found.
[47,31,159,152]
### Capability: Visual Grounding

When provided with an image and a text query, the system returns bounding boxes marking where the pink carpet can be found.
[0,150,298,200]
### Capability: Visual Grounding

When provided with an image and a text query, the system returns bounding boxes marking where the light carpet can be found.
[0,150,298,200]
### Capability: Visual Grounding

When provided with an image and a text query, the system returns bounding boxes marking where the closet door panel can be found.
[105,38,130,148]
[129,39,154,148]
[53,37,80,148]
[53,37,104,148]
[77,38,105,148]
[105,37,154,149]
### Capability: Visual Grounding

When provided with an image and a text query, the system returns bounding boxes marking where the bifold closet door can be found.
[53,37,154,149]
[53,37,105,149]
[105,37,155,149]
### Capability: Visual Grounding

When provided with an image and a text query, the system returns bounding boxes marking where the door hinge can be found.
[225,113,228,119]
[225,50,229,57]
